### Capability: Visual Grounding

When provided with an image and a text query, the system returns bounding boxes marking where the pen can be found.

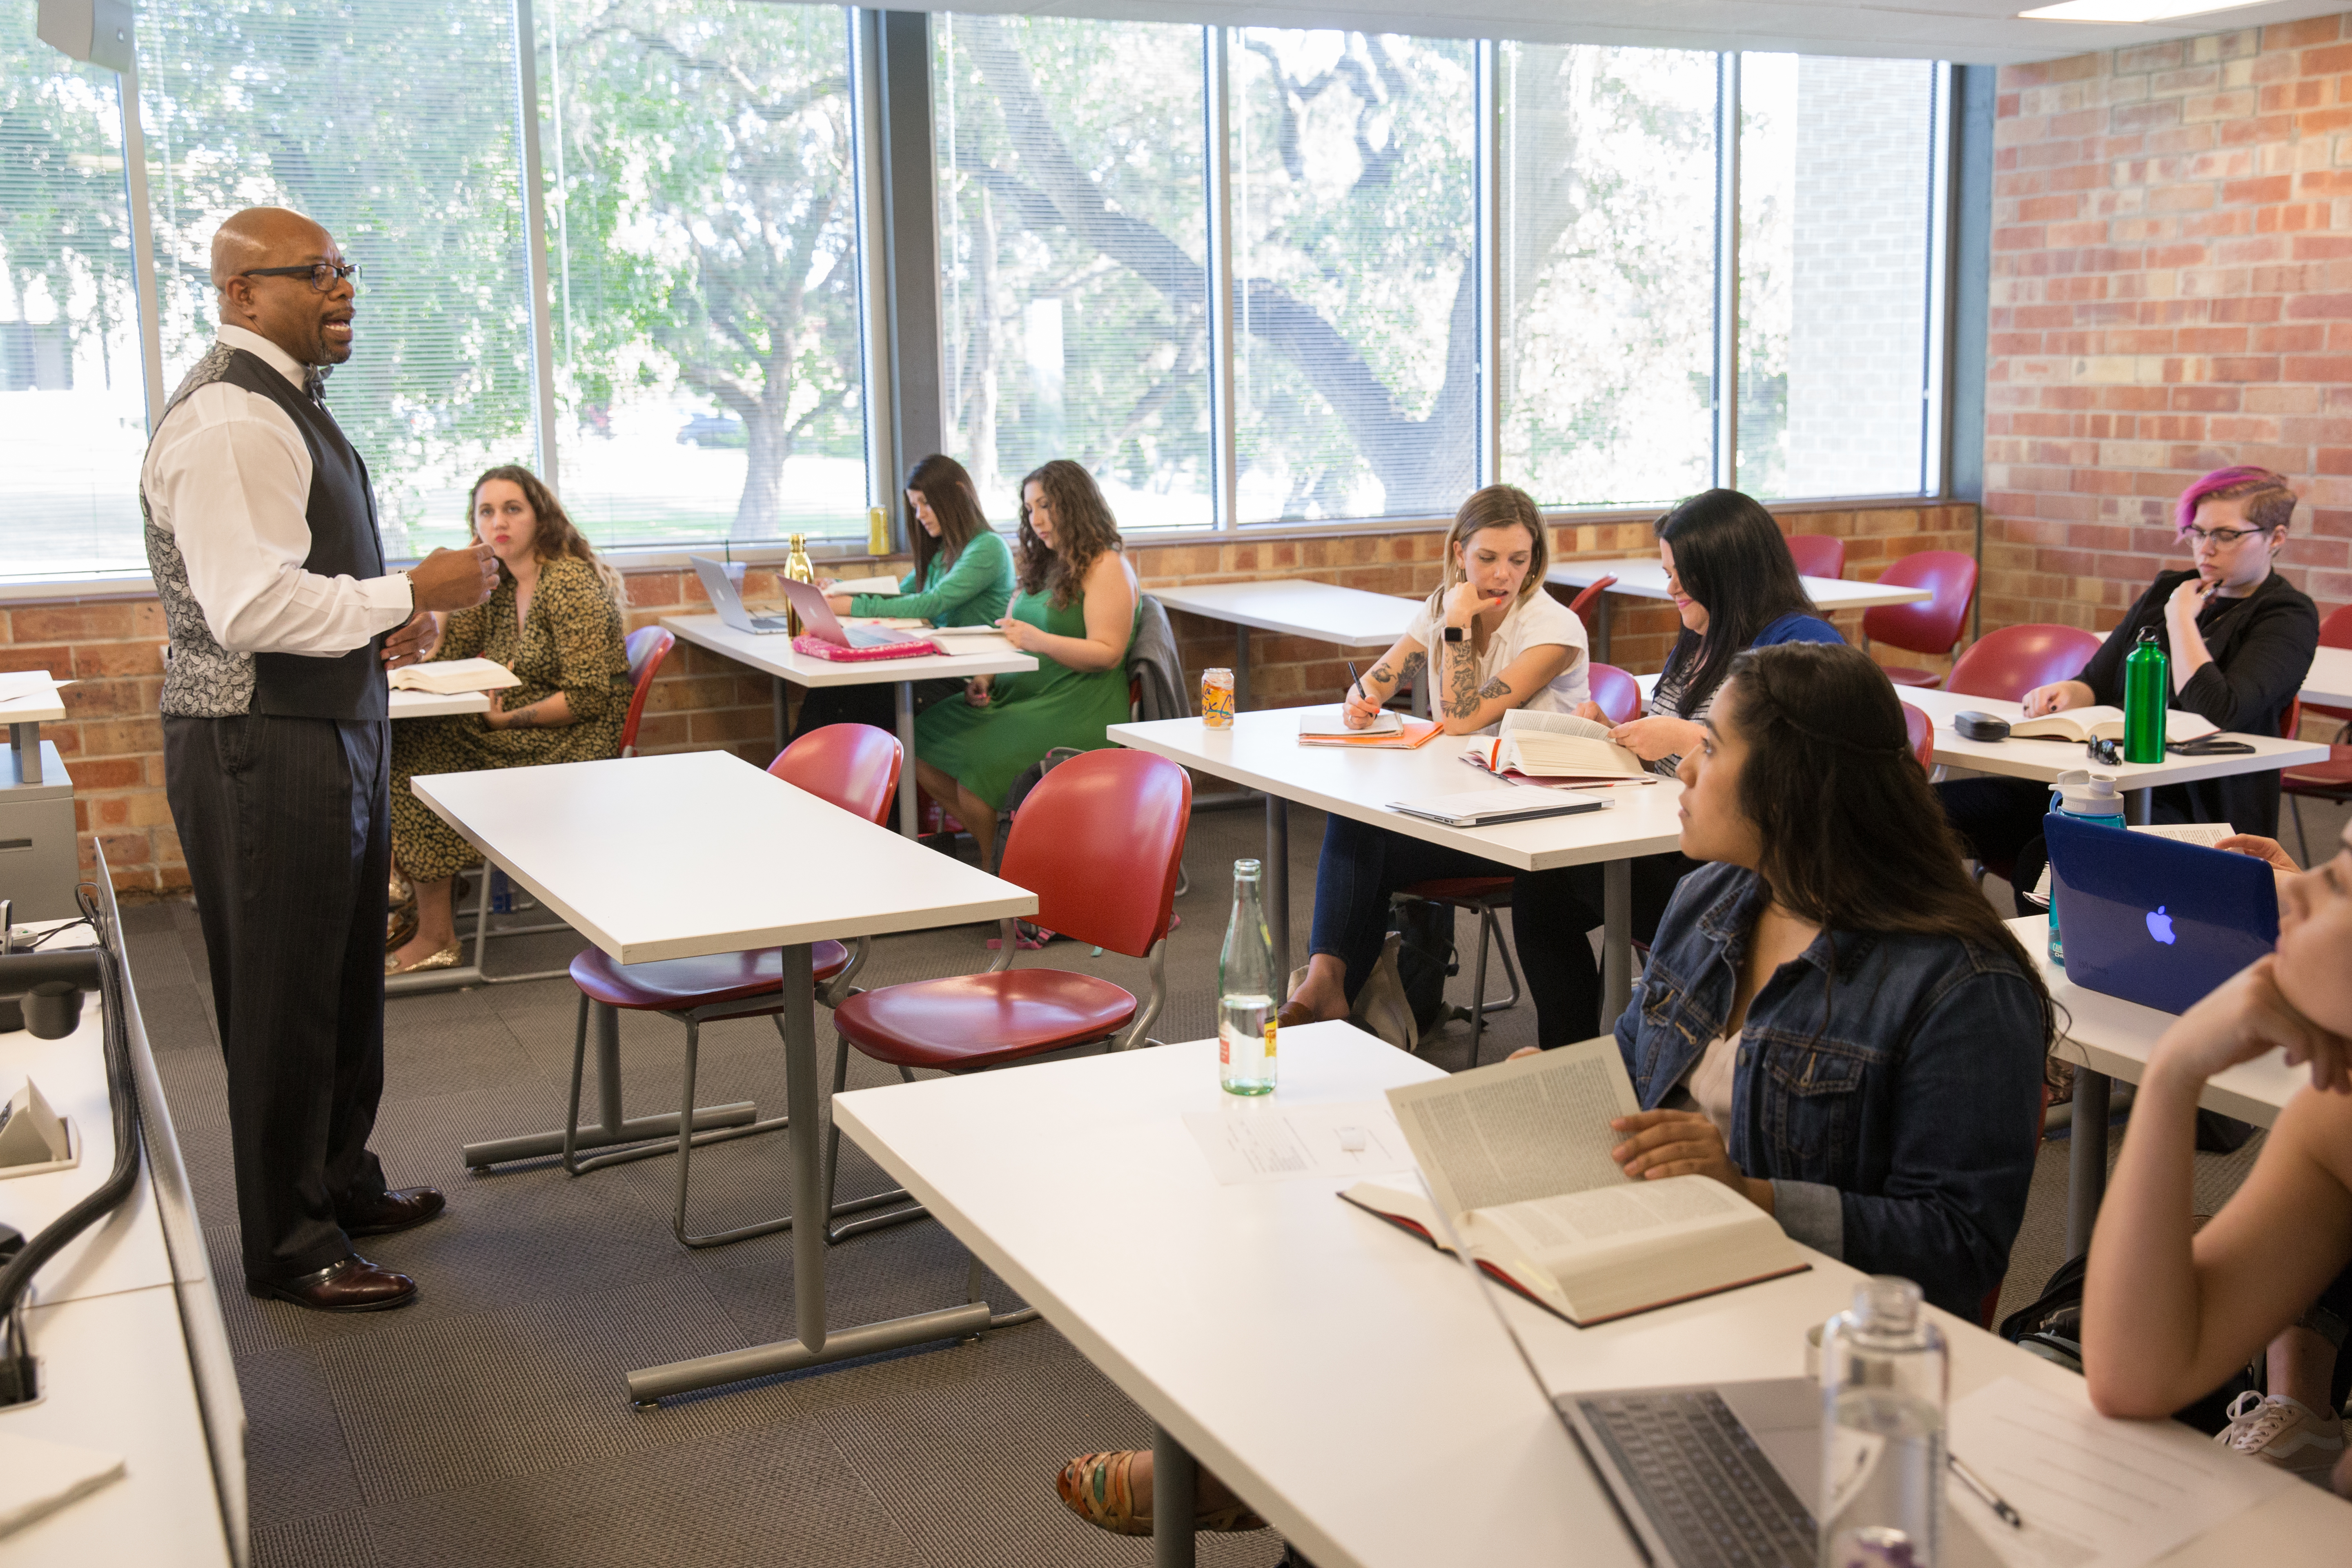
[1345,659,1363,709]
[1948,1452,2022,1529]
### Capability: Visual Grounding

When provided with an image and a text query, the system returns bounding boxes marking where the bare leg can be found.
[390,874,455,969]
[2268,1325,2338,1412]
[1281,953,1351,1023]
[914,760,998,870]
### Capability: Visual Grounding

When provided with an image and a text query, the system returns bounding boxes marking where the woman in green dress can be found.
[386,465,630,974]
[795,453,1014,739]
[915,458,1139,869]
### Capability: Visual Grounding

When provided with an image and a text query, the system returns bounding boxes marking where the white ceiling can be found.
[935,0,2352,64]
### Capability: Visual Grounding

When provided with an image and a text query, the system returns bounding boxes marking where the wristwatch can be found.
[1442,625,1467,644]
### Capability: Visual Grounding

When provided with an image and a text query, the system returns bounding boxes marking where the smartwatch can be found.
[1442,625,1466,644]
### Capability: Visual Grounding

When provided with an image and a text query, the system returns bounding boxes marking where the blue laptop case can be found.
[2045,814,2278,1015]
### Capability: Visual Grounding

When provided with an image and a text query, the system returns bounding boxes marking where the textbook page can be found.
[1384,1037,1639,1222]
[2029,822,2236,903]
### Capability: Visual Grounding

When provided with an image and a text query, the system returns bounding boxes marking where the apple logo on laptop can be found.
[2146,905,2176,945]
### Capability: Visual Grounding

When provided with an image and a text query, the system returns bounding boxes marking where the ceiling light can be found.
[2020,0,2272,20]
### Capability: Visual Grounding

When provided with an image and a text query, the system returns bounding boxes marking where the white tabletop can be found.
[2303,644,2352,710]
[659,612,1037,688]
[1148,580,1423,648]
[410,749,1034,962]
[387,686,491,719]
[835,1022,2340,1568]
[2003,914,2304,1126]
[1109,708,1684,871]
[0,672,67,726]
[1547,558,1931,612]
[1902,685,2329,792]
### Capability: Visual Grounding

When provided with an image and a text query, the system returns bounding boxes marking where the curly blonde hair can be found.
[1014,459,1123,610]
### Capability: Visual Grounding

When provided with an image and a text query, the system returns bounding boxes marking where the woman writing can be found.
[387,466,630,974]
[914,459,1137,869]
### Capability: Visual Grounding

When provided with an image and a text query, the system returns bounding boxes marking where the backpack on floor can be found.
[1389,898,1456,1038]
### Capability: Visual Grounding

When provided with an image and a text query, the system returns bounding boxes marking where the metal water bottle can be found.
[2044,771,2125,967]
[783,533,815,637]
[2122,628,2169,765]
[1218,859,1276,1095]
[1819,1276,1948,1568]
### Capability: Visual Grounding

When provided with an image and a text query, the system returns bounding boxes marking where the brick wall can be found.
[1985,16,2352,639]
[0,498,1969,896]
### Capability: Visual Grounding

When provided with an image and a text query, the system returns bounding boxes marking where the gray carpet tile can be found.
[236,1344,369,1530]
[250,1514,380,1568]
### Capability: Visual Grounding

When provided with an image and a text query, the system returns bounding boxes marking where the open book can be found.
[388,658,521,695]
[2008,705,2218,744]
[825,574,902,597]
[2027,821,2235,905]
[929,626,1016,655]
[1345,1039,1806,1326]
[1464,709,1648,785]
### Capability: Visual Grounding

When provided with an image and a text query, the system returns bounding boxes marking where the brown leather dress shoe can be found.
[247,1254,417,1312]
[341,1186,447,1238]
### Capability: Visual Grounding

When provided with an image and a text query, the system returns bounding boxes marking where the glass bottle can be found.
[867,505,892,557]
[1218,859,1276,1095]
[784,532,815,637]
[2122,627,2169,765]
[1819,1276,1947,1568]
[2043,770,2125,967]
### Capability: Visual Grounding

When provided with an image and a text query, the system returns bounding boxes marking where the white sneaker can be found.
[2214,1392,2346,1482]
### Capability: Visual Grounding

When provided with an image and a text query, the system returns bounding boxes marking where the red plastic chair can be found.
[2286,609,2352,861]
[1944,624,2103,704]
[1565,574,1618,619]
[1862,551,1979,688]
[552,724,902,1248]
[1786,534,1845,580]
[1902,702,1934,774]
[617,625,675,757]
[1587,662,1642,726]
[829,749,1191,1238]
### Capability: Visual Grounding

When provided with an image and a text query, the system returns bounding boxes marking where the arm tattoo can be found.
[1368,661,1394,689]
[1399,651,1426,684]
[1477,676,1512,702]
[1445,644,1479,718]
[506,704,537,729]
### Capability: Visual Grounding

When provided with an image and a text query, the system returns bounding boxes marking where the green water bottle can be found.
[2122,628,2169,766]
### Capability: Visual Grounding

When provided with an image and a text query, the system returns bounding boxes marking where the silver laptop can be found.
[690,555,793,634]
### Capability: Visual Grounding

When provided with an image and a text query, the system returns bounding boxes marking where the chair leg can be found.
[1479,904,1521,1013]
[562,1001,787,1179]
[2292,795,2311,868]
[967,1246,1038,1331]
[1466,912,1492,1067]
[821,1026,920,1245]
[560,992,592,1174]
[671,1017,800,1249]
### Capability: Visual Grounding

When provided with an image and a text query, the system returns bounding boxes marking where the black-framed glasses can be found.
[2183,524,2270,547]
[238,261,361,292]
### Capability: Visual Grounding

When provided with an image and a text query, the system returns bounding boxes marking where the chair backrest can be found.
[1565,574,1618,619]
[2282,695,2302,742]
[768,723,902,826]
[2313,603,2352,725]
[998,749,1191,958]
[1860,550,1978,657]
[1587,662,1641,726]
[1943,622,2103,703]
[618,625,675,757]
[1901,702,1933,773]
[1785,533,1845,580]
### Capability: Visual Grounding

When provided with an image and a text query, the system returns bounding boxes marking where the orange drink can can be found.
[1201,667,1235,729]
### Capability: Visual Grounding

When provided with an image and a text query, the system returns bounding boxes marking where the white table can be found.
[1109,708,1684,1022]
[386,686,491,719]
[2303,644,2352,710]
[1148,581,1424,712]
[0,672,67,785]
[834,1022,2345,1568]
[660,612,1038,836]
[410,749,1037,1402]
[2002,914,2304,1257]
[1548,559,1931,662]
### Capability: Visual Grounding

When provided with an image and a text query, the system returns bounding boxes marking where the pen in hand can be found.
[1948,1452,2022,1529]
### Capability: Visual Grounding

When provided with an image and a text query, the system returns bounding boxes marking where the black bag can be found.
[1390,898,1457,1036]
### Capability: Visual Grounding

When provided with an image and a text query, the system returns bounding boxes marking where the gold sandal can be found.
[1055,1450,1267,1537]
[386,942,461,977]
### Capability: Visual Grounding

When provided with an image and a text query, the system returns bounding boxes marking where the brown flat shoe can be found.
[1055,1450,1267,1537]
[247,1254,417,1313]
[342,1186,445,1238]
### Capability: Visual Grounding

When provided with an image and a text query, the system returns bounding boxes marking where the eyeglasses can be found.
[238,262,362,292]
[2182,525,2270,547]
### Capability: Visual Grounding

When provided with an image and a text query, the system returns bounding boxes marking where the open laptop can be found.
[689,557,930,652]
[690,555,792,634]
[2045,813,2277,1015]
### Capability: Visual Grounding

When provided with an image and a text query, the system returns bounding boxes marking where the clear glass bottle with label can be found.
[1218,859,1276,1095]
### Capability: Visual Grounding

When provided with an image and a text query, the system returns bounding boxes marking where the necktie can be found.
[304,365,330,405]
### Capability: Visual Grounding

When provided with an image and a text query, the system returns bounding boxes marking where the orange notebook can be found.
[1296,716,1443,749]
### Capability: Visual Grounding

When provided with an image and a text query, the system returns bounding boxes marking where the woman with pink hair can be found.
[1938,465,2319,910]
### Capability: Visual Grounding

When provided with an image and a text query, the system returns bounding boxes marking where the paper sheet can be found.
[2029,822,2235,903]
[0,671,59,708]
[1181,1100,1414,1185]
[1944,1375,2293,1568]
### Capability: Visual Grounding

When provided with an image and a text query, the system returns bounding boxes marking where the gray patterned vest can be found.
[143,342,391,720]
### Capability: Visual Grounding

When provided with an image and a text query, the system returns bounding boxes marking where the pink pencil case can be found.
[792,635,941,662]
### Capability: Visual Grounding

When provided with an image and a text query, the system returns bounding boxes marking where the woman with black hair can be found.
[1539,488,1844,1040]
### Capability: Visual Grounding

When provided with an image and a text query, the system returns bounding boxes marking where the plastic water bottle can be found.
[2044,771,2125,967]
[1819,1276,1947,1568]
[2122,627,2170,765]
[1218,859,1276,1096]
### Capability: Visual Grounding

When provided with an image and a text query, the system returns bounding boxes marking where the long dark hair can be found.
[904,453,991,586]
[1015,459,1123,609]
[1721,641,2056,1048]
[1657,489,1817,713]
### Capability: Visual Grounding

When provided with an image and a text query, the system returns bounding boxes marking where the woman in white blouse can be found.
[1274,485,1592,1045]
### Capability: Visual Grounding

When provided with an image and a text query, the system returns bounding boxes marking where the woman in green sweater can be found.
[792,453,1015,740]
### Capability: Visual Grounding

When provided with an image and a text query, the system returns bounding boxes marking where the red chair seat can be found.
[1403,876,1513,903]
[2283,748,2352,788]
[834,969,1138,1071]
[1882,666,1942,689]
[568,942,849,1011]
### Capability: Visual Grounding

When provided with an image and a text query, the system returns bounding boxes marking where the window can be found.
[1737,54,1938,500]
[1230,30,1475,523]
[1498,43,1717,511]
[0,8,146,577]
[541,0,868,549]
[934,15,1212,530]
[137,0,537,558]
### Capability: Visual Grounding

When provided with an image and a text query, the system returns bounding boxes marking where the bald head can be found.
[210,206,356,369]
[210,206,331,291]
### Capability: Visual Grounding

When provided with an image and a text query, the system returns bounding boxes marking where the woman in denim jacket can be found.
[1604,641,2056,1318]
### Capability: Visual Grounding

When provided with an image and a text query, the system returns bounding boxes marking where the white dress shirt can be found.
[140,324,413,657]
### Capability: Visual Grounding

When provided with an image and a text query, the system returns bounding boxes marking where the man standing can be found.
[143,207,499,1311]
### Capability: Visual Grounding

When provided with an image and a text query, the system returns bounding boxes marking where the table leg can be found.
[895,681,918,836]
[1267,794,1290,984]
[622,942,996,1404]
[1601,859,1633,1025]
[771,677,788,760]
[1234,623,1252,712]
[9,721,40,784]
[1594,596,1613,666]
[1153,1424,1198,1568]
[2065,1068,2111,1258]
[2125,788,2152,826]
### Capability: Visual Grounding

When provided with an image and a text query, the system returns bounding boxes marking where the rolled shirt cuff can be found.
[1771,1178,1844,1261]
